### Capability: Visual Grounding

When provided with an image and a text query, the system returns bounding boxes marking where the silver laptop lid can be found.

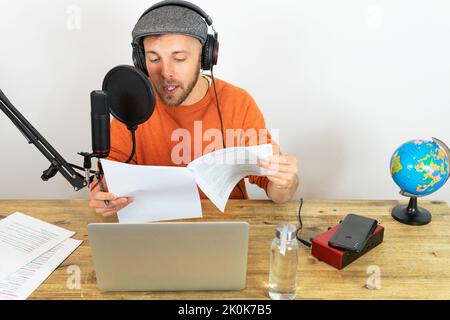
[87,221,249,292]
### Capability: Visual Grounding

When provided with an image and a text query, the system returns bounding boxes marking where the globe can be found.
[389,137,450,225]
[390,139,449,196]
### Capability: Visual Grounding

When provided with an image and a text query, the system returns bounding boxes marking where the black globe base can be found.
[391,197,431,226]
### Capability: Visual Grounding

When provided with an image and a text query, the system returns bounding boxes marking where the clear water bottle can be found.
[268,223,299,300]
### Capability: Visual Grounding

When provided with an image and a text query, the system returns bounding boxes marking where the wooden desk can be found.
[1,199,449,300]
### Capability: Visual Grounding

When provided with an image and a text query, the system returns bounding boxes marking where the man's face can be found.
[143,34,202,107]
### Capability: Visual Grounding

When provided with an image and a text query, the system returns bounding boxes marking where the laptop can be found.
[87,221,249,292]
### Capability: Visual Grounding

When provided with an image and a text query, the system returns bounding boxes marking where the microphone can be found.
[102,65,155,131]
[90,90,110,158]
[102,65,155,163]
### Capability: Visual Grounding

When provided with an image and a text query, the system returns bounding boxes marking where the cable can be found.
[210,69,225,144]
[125,129,137,164]
[210,67,246,199]
[296,198,312,247]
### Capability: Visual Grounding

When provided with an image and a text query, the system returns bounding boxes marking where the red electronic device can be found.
[311,224,384,269]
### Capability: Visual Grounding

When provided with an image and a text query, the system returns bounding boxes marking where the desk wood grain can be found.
[1,199,449,300]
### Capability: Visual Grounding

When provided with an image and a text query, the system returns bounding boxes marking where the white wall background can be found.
[0,0,449,202]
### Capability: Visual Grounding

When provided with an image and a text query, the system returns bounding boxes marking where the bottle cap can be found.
[275,223,297,241]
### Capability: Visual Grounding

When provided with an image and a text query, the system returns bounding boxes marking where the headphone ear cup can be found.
[201,34,217,71]
[132,43,148,76]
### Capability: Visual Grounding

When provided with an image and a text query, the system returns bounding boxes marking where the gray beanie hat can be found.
[132,5,208,45]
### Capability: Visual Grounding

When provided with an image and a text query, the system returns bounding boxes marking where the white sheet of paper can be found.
[188,144,273,212]
[0,238,82,300]
[0,212,75,280]
[100,160,202,223]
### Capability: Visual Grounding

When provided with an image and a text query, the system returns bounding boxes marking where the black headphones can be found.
[132,0,219,75]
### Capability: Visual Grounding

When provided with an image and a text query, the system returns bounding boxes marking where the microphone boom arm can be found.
[0,89,88,191]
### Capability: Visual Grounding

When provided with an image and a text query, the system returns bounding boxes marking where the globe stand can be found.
[391,197,431,226]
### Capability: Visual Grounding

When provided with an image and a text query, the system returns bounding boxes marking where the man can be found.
[89,1,299,217]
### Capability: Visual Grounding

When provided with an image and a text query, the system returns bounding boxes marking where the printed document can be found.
[101,144,273,223]
[0,212,74,280]
[0,238,82,300]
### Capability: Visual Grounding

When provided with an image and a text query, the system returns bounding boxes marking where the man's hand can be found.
[258,155,298,190]
[88,182,134,217]
[257,145,299,203]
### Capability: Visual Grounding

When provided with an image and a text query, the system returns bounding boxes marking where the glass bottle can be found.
[268,223,299,300]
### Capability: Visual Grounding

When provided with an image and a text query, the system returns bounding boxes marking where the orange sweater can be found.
[106,76,271,199]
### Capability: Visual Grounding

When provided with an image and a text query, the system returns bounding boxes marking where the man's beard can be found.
[154,68,201,107]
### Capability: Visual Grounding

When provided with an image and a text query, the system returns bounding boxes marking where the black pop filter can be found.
[102,65,155,130]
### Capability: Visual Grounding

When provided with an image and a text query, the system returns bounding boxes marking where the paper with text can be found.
[100,160,202,223]
[101,144,273,221]
[0,238,82,300]
[0,212,75,280]
[188,144,273,212]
